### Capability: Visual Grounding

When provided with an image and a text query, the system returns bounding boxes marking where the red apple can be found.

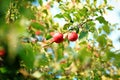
[35,30,41,35]
[0,49,5,57]
[68,32,78,41]
[53,33,64,43]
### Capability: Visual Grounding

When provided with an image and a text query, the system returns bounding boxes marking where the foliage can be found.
[0,0,120,80]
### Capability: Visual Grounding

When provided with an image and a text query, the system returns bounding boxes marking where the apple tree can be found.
[0,0,120,80]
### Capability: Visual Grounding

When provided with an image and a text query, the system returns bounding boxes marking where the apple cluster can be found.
[52,32,78,43]
[21,30,78,46]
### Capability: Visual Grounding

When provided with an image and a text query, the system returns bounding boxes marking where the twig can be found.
[78,19,93,28]
[42,41,54,47]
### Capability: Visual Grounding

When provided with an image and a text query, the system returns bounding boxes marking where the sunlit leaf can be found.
[102,24,110,34]
[94,0,97,7]
[63,24,69,30]
[104,0,107,4]
[63,12,71,20]
[78,48,92,64]
[56,44,64,61]
[31,22,45,31]
[38,0,43,6]
[46,34,52,40]
[107,6,114,10]
[79,31,88,39]
[54,14,64,18]
[97,34,107,47]
[96,16,108,24]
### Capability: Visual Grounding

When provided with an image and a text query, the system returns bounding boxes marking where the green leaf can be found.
[31,22,45,31]
[106,50,115,60]
[94,0,97,6]
[78,48,92,64]
[97,34,107,47]
[42,9,48,15]
[63,23,71,30]
[104,0,107,4]
[79,31,88,39]
[54,14,64,18]
[114,53,120,67]
[46,34,52,40]
[0,67,7,73]
[85,24,90,30]
[102,24,110,34]
[38,53,49,66]
[56,44,64,61]
[19,6,35,19]
[107,6,114,10]
[73,13,81,22]
[63,13,71,20]
[86,0,90,4]
[78,7,88,16]
[98,27,102,33]
[17,44,35,69]
[86,21,96,32]
[96,16,108,24]
[93,30,98,38]
[38,0,43,6]
[75,27,79,33]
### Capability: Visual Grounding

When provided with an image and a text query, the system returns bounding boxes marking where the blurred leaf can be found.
[63,12,71,21]
[85,24,90,30]
[79,41,87,45]
[18,44,35,69]
[54,14,64,18]
[42,9,48,15]
[79,31,88,39]
[78,7,88,16]
[75,27,79,33]
[19,6,35,19]
[73,13,81,22]
[38,0,43,6]
[102,24,110,34]
[104,0,107,4]
[89,26,96,33]
[0,0,10,13]
[97,34,107,47]
[96,16,108,24]
[56,44,64,61]
[98,27,102,33]
[106,50,115,60]
[46,34,52,40]
[114,53,120,67]
[107,6,114,10]
[93,30,98,38]
[57,49,64,61]
[86,21,96,33]
[0,67,7,73]
[38,53,49,66]
[86,0,90,4]
[31,22,45,31]
[78,48,92,63]
[94,0,97,6]
[63,23,71,30]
